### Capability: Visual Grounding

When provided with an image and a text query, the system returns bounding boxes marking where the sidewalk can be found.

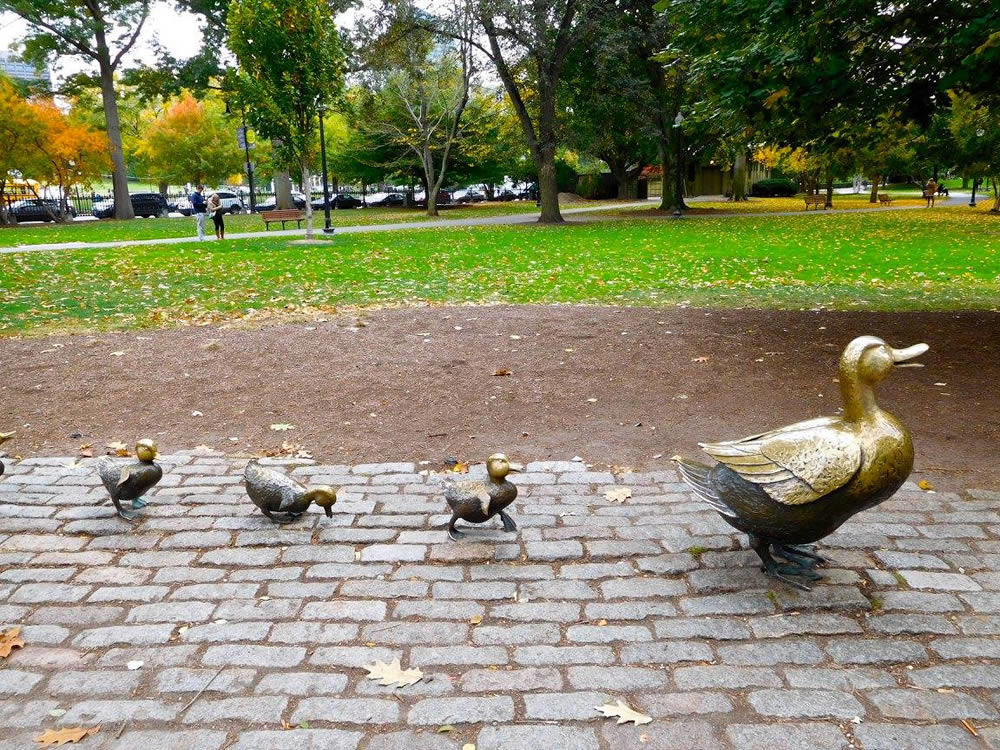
[1,451,998,749]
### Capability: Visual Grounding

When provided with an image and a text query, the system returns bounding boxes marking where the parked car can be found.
[9,198,76,223]
[254,192,307,212]
[312,193,364,210]
[490,189,517,202]
[177,190,245,216]
[456,189,485,204]
[369,192,406,208]
[93,192,169,219]
[517,186,538,201]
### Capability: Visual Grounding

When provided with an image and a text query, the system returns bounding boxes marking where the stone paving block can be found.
[852,723,981,750]
[96,645,198,668]
[601,719,719,750]
[270,622,359,644]
[182,621,271,643]
[202,644,305,667]
[879,590,964,612]
[302,600,387,621]
[514,645,615,666]
[520,579,595,600]
[472,623,559,645]
[407,696,515,725]
[254,671,348,696]
[899,570,982,590]
[867,613,958,635]
[747,689,864,719]
[156,667,257,694]
[411,646,507,666]
[524,541,584,560]
[72,623,175,648]
[638,692,734,716]
[726,723,850,750]
[88,585,169,603]
[459,667,562,692]
[171,583,260,600]
[749,613,862,638]
[784,668,896,691]
[959,591,1000,612]
[183,696,288,724]
[47,669,143,694]
[620,641,713,664]
[489,602,581,622]
[679,592,776,616]
[869,687,998,720]
[653,617,751,640]
[0,669,44,695]
[291,697,399,724]
[340,580,428,599]
[104,730,228,750]
[567,666,668,690]
[908,665,1000,688]
[61,699,180,724]
[718,640,825,665]
[310,646,402,668]
[674,666,782,690]
[11,583,90,603]
[477,725,598,750]
[826,638,927,664]
[126,601,215,623]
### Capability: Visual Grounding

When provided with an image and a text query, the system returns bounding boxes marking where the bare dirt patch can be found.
[1,305,996,490]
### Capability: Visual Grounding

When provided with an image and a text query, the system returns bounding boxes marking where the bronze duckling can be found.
[97,439,163,521]
[244,459,337,522]
[0,431,14,476]
[445,453,520,540]
[674,335,928,590]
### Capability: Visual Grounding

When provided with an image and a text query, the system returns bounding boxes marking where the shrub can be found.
[751,178,798,197]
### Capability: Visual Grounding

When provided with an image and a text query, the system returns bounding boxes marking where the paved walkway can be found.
[2,453,999,749]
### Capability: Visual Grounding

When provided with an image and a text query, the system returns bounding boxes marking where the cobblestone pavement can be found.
[2,452,999,749]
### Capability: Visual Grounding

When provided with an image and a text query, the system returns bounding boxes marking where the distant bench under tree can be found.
[261,209,306,230]
[803,194,828,210]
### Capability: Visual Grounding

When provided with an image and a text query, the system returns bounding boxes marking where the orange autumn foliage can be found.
[28,99,109,212]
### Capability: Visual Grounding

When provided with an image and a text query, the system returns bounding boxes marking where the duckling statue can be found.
[0,431,14,476]
[674,335,928,590]
[244,459,337,522]
[97,439,163,521]
[445,453,520,540]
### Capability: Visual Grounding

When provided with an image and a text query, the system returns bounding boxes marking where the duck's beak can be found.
[891,343,929,368]
[508,463,522,473]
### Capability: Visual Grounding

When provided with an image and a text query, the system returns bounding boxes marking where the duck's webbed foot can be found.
[499,510,518,533]
[772,543,827,570]
[448,514,465,541]
[131,496,147,509]
[749,534,814,591]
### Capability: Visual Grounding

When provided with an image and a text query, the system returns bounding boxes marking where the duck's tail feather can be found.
[672,456,738,518]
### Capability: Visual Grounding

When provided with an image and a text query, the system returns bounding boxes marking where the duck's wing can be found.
[245,461,305,512]
[700,419,861,506]
[445,479,492,514]
[96,456,121,495]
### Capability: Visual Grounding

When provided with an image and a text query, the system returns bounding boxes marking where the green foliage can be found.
[227,0,345,173]
[750,178,797,198]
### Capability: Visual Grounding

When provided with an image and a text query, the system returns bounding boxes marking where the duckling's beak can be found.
[891,343,929,368]
[507,463,522,473]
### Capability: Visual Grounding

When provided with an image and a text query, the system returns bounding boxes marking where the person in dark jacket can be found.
[190,185,207,240]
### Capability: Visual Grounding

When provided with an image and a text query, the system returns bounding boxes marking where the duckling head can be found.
[135,439,158,462]
[839,336,928,419]
[305,486,337,517]
[486,453,517,481]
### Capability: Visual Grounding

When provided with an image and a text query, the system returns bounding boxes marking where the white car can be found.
[178,190,245,216]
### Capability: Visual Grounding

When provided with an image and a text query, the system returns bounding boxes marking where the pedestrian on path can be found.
[207,191,225,239]
[191,185,208,240]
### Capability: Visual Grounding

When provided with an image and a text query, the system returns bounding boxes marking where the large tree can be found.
[3,0,152,219]
[228,0,346,238]
[0,75,42,225]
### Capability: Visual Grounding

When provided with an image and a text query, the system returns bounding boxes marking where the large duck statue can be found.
[244,459,337,522]
[445,453,520,540]
[674,335,928,590]
[97,439,163,521]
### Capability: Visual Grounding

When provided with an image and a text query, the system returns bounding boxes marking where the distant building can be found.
[0,53,50,86]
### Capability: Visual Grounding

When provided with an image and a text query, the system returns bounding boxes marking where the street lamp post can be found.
[317,103,334,234]
[672,111,685,218]
[241,107,256,213]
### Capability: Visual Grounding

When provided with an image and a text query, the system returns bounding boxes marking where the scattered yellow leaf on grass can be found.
[34,726,99,746]
[596,699,652,726]
[0,627,25,658]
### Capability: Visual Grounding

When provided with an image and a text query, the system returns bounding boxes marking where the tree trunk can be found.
[423,146,439,218]
[962,175,969,189]
[274,169,293,209]
[932,164,938,180]
[96,52,134,220]
[158,181,168,198]
[732,151,748,201]
[825,174,834,207]
[301,164,314,239]
[869,175,880,203]
[536,146,562,223]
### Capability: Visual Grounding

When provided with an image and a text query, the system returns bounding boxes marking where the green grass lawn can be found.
[0,201,564,246]
[1,207,997,335]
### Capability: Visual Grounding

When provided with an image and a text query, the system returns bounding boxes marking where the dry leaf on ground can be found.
[77,444,93,458]
[691,356,710,363]
[447,461,470,474]
[364,658,424,688]
[493,369,512,376]
[918,480,935,491]
[605,487,632,503]
[596,699,652,726]
[34,726,100,746]
[269,424,295,432]
[105,441,129,457]
[0,627,25,658]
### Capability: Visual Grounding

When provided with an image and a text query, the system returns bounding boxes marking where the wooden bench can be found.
[804,194,828,210]
[878,193,893,206]
[261,209,306,229]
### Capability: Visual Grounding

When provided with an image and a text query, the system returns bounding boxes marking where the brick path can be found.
[1,452,999,749]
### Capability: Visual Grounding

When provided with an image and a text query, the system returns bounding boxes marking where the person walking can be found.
[207,191,225,239]
[191,185,207,240]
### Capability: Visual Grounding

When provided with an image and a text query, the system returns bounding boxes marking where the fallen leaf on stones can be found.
[447,462,470,474]
[78,444,93,458]
[493,369,512,376]
[962,720,979,737]
[605,487,632,504]
[469,615,482,625]
[0,627,25,658]
[105,441,128,457]
[596,699,652,726]
[691,356,709,363]
[437,725,454,733]
[364,658,424,688]
[126,660,143,670]
[295,449,313,459]
[918,480,934,491]
[110,351,124,357]
[462,745,475,750]
[281,720,292,730]
[34,726,100,746]
[270,424,295,432]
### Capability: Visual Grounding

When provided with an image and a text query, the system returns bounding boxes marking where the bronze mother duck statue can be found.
[674,335,928,590]
[445,453,520,540]
[244,459,337,522]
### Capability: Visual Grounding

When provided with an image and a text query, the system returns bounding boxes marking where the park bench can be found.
[261,209,306,229]
[803,194,828,210]
[878,193,893,206]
